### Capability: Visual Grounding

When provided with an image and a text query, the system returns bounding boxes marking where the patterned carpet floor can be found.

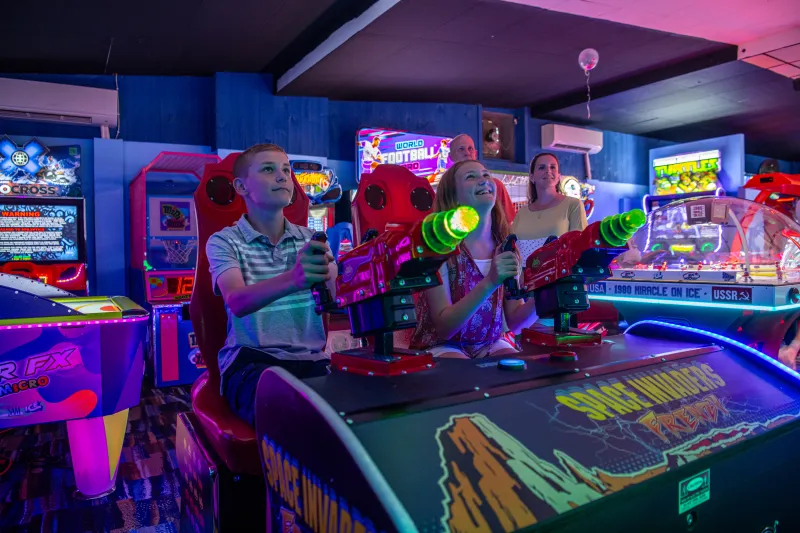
[0,384,191,533]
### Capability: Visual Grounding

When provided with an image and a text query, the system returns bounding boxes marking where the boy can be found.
[206,144,335,426]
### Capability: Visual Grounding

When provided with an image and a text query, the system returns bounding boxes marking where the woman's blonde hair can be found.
[528,152,562,203]
[434,160,510,245]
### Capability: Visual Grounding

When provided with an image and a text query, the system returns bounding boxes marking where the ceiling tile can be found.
[743,54,786,69]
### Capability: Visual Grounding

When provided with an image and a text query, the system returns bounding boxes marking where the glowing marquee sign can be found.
[0,136,82,197]
[653,149,721,196]
[357,128,453,184]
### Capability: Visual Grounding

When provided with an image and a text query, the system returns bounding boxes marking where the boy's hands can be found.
[290,240,334,291]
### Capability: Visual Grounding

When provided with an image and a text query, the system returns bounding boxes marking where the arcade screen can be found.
[308,206,330,233]
[0,197,85,263]
[357,128,452,185]
[292,161,332,198]
[653,150,721,196]
[0,136,82,197]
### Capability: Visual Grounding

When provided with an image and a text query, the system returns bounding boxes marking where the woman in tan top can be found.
[511,152,588,265]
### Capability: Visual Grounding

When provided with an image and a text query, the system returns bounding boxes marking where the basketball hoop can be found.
[162,239,197,265]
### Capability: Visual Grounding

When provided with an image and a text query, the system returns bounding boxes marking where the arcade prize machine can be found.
[596,196,800,357]
[129,152,221,387]
[0,136,88,293]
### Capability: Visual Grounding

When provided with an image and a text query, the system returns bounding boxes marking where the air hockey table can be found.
[256,320,799,533]
[0,273,148,498]
[589,196,800,357]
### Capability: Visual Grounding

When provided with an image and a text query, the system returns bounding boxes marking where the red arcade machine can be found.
[129,152,221,387]
[744,172,800,219]
[0,136,88,293]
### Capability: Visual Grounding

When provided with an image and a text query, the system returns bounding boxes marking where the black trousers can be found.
[221,347,330,427]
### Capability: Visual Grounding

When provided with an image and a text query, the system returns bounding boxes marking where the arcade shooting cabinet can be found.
[129,152,221,387]
[254,207,800,533]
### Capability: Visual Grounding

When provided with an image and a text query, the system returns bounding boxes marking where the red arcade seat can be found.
[352,165,435,244]
[176,152,309,530]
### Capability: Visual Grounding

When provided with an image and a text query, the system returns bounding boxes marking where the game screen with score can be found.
[357,128,452,185]
[653,150,721,196]
[0,198,84,263]
[146,271,195,303]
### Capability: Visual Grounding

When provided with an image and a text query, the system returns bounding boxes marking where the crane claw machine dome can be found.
[592,196,800,357]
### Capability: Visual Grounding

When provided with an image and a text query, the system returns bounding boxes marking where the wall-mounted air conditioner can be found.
[0,78,117,128]
[541,123,603,154]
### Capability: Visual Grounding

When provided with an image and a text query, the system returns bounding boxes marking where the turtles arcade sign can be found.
[0,136,82,197]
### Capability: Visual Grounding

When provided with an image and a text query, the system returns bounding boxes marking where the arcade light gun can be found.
[518,209,646,347]
[315,206,480,376]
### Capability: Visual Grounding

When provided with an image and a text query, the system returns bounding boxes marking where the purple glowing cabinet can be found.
[0,274,148,498]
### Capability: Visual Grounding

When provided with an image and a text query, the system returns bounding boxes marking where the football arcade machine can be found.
[357,128,453,188]
[0,136,88,293]
[255,206,800,533]
[592,196,800,357]
[130,152,221,387]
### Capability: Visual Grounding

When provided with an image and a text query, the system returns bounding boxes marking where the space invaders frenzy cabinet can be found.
[130,152,221,387]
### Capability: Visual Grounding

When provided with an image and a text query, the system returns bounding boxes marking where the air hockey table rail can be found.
[254,321,800,533]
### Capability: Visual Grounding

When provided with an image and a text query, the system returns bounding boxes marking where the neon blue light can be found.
[499,359,525,367]
[626,320,800,382]
[589,293,800,312]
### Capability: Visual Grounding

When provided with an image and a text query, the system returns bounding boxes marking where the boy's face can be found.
[235,150,294,210]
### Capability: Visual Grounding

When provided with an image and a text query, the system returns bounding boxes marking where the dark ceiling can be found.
[542,61,800,160]
[277,0,735,108]
[0,0,338,74]
[2,0,799,160]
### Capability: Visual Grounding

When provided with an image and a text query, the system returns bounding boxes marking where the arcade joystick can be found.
[502,234,520,299]
[309,232,336,314]
[330,206,480,376]
[519,209,646,347]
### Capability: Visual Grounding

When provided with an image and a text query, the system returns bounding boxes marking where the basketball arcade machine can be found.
[130,152,221,387]
[0,136,88,293]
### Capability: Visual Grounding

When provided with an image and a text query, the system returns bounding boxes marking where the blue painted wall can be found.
[527,117,674,187]
[215,73,329,155]
[0,73,213,146]
[328,100,480,162]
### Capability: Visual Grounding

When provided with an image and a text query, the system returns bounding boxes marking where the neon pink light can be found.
[56,264,85,284]
[0,315,149,331]
[66,416,114,497]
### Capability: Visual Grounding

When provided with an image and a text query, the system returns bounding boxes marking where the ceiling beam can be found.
[268,0,401,93]
[528,46,739,116]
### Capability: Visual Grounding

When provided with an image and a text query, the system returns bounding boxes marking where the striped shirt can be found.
[206,215,327,378]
